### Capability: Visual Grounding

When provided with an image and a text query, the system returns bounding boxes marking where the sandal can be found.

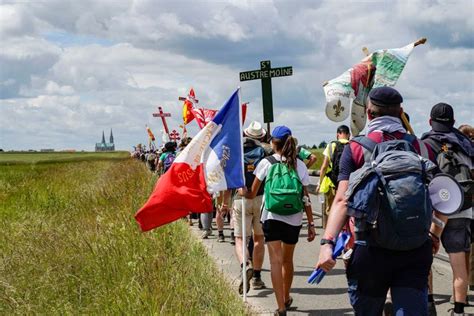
[285,296,293,309]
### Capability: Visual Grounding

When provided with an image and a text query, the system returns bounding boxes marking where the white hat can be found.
[244,121,266,139]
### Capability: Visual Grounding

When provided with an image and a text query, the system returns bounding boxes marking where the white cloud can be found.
[0,0,473,151]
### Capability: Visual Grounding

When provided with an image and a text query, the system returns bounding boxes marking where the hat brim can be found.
[432,120,453,132]
[244,128,266,139]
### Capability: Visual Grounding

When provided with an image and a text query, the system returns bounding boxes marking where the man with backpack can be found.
[422,103,473,316]
[316,87,448,315]
[232,121,268,294]
[316,125,350,228]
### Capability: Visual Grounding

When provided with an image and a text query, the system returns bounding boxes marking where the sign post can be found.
[152,106,171,138]
[240,60,293,136]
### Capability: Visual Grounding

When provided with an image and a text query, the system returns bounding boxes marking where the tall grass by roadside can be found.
[0,159,247,315]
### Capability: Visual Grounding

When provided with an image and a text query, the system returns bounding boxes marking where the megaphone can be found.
[429,173,464,215]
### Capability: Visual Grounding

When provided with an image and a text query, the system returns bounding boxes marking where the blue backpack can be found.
[163,152,176,172]
[346,134,436,251]
[243,139,267,195]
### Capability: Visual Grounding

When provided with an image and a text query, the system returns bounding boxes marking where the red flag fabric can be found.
[242,103,247,125]
[135,163,212,231]
[192,108,218,129]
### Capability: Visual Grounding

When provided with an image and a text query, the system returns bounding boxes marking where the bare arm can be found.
[303,186,316,241]
[306,154,318,169]
[316,180,350,272]
[430,212,448,254]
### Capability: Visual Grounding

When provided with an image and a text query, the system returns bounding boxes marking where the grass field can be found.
[0,157,247,314]
[0,151,130,165]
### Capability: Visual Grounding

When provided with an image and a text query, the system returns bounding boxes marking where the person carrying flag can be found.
[240,126,316,316]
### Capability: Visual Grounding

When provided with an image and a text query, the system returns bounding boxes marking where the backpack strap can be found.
[266,155,279,165]
[418,139,429,159]
[352,136,377,162]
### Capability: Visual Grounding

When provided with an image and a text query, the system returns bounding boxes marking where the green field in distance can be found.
[0,151,130,165]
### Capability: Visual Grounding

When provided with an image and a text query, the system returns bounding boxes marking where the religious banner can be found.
[192,108,218,129]
[182,88,197,124]
[323,38,426,136]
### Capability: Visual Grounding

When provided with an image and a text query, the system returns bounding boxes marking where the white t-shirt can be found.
[254,153,310,226]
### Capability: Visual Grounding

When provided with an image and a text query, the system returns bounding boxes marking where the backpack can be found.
[163,152,176,172]
[347,134,435,251]
[264,156,304,215]
[244,144,266,195]
[426,140,472,211]
[325,141,348,185]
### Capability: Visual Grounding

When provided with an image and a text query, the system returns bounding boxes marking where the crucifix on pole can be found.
[152,106,171,138]
[240,60,293,138]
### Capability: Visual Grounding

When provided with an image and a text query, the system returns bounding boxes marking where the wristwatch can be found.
[308,222,315,228]
[320,238,335,247]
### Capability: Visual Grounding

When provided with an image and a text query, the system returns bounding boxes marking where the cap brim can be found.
[431,120,453,132]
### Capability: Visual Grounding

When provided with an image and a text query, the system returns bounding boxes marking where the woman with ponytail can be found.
[240,126,316,316]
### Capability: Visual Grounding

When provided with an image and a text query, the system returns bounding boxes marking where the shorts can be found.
[442,218,471,253]
[233,196,264,237]
[262,219,301,245]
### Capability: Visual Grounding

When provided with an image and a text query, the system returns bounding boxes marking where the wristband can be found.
[320,238,335,247]
[308,222,315,228]
[432,215,446,229]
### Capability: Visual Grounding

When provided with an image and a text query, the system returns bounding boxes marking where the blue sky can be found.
[0,0,472,151]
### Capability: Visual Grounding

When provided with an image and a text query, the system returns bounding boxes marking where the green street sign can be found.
[239,60,293,124]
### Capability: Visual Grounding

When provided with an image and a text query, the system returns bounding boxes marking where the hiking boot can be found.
[274,309,286,316]
[428,301,437,316]
[251,276,266,290]
[238,263,253,295]
[217,234,225,243]
[201,229,212,239]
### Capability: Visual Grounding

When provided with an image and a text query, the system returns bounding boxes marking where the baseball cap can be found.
[271,126,292,141]
[430,102,454,132]
[368,87,403,107]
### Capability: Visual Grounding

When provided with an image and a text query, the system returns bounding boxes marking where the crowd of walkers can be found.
[133,87,473,316]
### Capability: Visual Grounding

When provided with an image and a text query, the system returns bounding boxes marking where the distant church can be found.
[95,129,115,152]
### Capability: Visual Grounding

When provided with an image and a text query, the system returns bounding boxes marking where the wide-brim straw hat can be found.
[244,121,266,139]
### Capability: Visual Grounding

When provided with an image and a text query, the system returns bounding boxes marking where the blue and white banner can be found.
[204,89,245,194]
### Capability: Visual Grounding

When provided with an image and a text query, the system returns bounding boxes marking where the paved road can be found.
[191,177,473,315]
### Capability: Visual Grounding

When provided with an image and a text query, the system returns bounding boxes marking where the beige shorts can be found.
[233,195,264,237]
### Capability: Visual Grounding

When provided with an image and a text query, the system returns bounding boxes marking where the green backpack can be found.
[264,156,304,215]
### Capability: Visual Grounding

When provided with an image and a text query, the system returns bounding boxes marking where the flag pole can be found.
[238,87,248,302]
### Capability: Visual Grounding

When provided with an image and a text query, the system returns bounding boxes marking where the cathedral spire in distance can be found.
[109,129,114,144]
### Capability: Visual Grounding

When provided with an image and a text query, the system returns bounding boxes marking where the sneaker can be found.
[428,301,437,316]
[238,263,253,295]
[449,310,465,316]
[217,234,225,243]
[251,276,266,290]
[201,229,212,239]
[274,309,287,316]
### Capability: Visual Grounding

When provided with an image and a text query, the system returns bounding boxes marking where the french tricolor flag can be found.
[135,89,244,232]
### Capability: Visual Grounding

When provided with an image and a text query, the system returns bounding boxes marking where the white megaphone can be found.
[428,173,464,215]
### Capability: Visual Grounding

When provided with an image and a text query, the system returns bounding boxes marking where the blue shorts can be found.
[346,241,432,315]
